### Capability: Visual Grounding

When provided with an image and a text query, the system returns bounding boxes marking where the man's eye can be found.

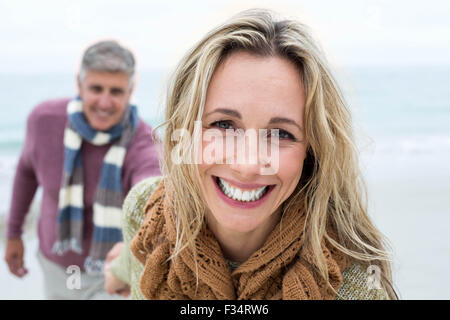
[111,89,124,96]
[211,120,233,130]
[90,86,102,93]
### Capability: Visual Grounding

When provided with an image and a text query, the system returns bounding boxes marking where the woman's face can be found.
[198,51,308,236]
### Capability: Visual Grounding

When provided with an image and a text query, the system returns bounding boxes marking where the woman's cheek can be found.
[277,146,306,187]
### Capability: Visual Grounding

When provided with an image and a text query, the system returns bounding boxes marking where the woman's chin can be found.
[209,211,263,234]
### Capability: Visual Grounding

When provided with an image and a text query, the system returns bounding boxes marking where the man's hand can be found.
[104,242,130,298]
[4,238,28,278]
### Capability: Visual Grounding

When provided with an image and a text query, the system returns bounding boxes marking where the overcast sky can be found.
[1,0,449,73]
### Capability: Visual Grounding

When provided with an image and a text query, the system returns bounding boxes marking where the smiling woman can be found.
[198,52,308,260]
[106,8,398,300]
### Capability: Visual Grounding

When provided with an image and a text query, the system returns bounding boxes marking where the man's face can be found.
[77,70,133,131]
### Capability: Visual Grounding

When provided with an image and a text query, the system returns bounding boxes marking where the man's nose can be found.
[97,92,113,108]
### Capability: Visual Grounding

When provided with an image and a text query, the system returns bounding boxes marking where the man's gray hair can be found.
[79,40,135,85]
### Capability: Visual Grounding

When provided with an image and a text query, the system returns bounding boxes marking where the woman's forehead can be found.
[203,52,305,123]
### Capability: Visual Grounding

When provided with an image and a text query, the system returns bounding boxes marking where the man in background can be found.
[4,40,160,299]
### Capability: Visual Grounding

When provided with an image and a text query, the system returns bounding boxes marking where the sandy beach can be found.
[363,153,450,299]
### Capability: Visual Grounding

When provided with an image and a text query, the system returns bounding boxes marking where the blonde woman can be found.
[105,8,398,300]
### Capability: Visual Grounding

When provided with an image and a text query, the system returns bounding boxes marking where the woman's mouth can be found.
[213,176,275,208]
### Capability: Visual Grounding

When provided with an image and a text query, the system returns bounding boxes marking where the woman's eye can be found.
[270,129,295,140]
[211,120,233,130]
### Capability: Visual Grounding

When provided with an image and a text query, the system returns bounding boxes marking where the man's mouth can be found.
[93,108,114,119]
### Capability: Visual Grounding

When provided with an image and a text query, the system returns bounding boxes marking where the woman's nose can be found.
[227,131,267,178]
[229,131,280,176]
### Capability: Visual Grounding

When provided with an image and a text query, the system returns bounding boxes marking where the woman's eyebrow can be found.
[204,108,241,119]
[268,117,303,131]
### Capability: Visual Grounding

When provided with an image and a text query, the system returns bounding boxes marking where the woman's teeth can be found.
[217,177,268,202]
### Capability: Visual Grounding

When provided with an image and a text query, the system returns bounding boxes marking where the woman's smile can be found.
[212,175,276,209]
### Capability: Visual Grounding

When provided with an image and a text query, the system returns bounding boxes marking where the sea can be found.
[0,65,449,299]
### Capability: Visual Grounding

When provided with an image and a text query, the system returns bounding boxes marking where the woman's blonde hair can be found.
[156,8,398,299]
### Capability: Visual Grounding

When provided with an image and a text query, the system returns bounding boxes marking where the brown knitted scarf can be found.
[131,180,351,300]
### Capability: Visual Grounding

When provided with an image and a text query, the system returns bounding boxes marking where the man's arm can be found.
[7,154,39,239]
[122,121,161,192]
[4,109,39,277]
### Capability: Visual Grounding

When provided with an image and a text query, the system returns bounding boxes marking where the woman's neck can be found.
[206,209,282,263]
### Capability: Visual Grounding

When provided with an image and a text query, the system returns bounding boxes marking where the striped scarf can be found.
[52,97,138,275]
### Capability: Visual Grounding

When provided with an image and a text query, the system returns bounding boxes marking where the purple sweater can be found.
[7,98,160,269]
